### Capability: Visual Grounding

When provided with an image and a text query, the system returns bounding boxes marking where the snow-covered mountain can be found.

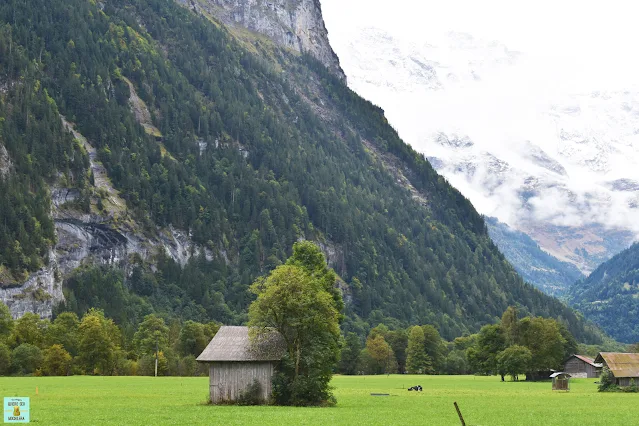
[328,26,639,274]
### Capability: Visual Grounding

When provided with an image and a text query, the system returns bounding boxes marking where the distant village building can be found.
[595,352,639,387]
[196,326,285,404]
[563,355,602,378]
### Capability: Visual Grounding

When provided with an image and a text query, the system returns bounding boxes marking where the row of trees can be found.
[338,324,463,376]
[466,307,577,381]
[337,306,628,381]
[0,302,218,377]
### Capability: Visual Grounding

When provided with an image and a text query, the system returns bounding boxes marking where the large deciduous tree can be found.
[43,344,72,376]
[133,314,169,357]
[8,312,47,348]
[46,312,80,356]
[517,317,566,372]
[365,334,398,374]
[248,242,342,406]
[496,345,532,381]
[466,324,506,376]
[77,309,120,374]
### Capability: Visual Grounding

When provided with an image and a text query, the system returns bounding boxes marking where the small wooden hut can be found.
[550,372,571,391]
[196,326,285,404]
[595,352,639,387]
[563,354,602,378]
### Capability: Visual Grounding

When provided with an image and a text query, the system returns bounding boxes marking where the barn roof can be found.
[550,372,571,378]
[196,326,286,362]
[595,353,639,378]
[571,354,602,367]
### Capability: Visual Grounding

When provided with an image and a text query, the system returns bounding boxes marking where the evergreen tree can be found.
[133,314,169,357]
[501,306,519,346]
[339,332,362,375]
[406,326,432,374]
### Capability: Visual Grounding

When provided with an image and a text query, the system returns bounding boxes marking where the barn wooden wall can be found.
[564,358,599,378]
[208,361,274,403]
[616,377,638,387]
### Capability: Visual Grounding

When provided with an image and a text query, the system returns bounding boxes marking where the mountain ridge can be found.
[486,217,583,296]
[0,0,605,344]
[569,243,639,343]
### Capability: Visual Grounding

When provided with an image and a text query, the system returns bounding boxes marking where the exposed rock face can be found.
[0,251,61,319]
[179,0,346,81]
[0,119,215,319]
[0,143,12,178]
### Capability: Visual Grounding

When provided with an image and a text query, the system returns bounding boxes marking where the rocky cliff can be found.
[0,118,208,319]
[178,0,346,81]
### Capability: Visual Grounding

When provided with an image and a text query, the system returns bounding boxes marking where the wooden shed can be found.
[196,326,285,404]
[550,372,571,391]
[563,354,602,378]
[595,352,639,387]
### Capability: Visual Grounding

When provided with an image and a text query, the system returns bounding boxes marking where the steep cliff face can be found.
[0,120,209,319]
[0,143,11,178]
[179,0,346,81]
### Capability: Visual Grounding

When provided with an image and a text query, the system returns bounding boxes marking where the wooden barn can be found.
[563,354,602,378]
[595,352,639,387]
[196,326,285,404]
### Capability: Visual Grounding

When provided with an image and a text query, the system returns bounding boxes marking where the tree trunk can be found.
[295,341,301,377]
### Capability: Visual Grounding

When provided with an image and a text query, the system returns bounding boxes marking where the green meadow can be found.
[1,375,637,425]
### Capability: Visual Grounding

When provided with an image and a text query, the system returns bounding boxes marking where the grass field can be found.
[1,375,637,425]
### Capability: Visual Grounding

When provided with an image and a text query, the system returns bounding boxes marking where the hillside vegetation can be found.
[486,217,584,296]
[569,243,639,343]
[0,0,605,342]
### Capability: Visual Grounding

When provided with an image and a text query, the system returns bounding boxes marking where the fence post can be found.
[454,401,466,426]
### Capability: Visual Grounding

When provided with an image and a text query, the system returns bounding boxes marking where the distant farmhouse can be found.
[595,353,639,387]
[197,326,285,404]
[563,354,602,378]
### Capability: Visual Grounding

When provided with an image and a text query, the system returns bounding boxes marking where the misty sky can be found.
[322,0,639,91]
[320,0,639,237]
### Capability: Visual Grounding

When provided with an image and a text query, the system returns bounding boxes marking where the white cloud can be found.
[321,0,639,242]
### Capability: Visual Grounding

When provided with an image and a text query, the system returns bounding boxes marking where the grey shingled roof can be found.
[196,326,286,362]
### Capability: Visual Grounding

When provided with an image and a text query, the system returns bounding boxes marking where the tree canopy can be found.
[248,242,342,406]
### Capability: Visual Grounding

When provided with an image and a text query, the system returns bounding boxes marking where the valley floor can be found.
[1,375,635,425]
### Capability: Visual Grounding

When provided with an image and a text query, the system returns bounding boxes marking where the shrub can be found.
[11,344,43,375]
[598,367,615,392]
[623,379,639,393]
[178,355,198,376]
[237,379,264,406]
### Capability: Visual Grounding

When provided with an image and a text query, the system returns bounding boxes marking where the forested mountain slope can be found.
[0,0,604,342]
[569,243,639,343]
[486,218,584,296]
